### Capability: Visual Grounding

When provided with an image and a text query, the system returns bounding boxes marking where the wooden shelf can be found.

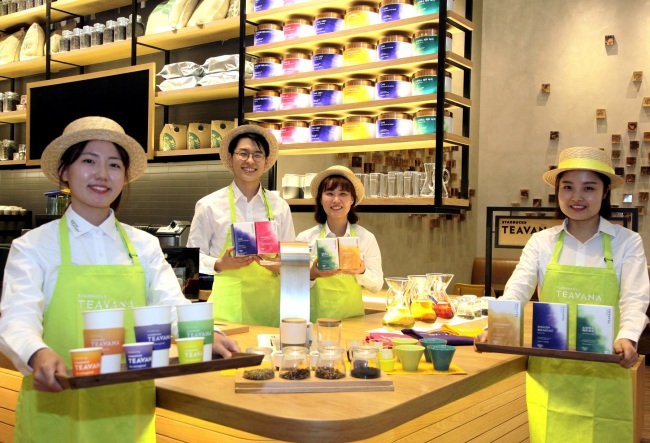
[287,196,469,208]
[277,133,470,156]
[245,92,470,121]
[155,83,254,106]
[0,159,26,166]
[245,53,471,91]
[154,147,220,158]
[0,110,27,125]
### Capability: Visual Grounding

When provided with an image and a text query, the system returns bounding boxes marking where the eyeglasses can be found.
[233,151,266,162]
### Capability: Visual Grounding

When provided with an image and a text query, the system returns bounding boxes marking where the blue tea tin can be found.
[315,12,344,34]
[380,0,415,22]
[377,112,413,138]
[377,35,413,60]
[376,74,412,99]
[311,84,343,107]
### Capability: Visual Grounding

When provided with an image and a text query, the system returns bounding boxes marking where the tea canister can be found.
[311,83,342,107]
[317,318,342,348]
[380,0,415,22]
[412,68,452,95]
[377,112,413,138]
[314,346,347,379]
[282,51,312,75]
[413,28,453,55]
[414,0,454,15]
[254,0,283,12]
[283,18,314,40]
[345,4,380,29]
[253,56,282,79]
[342,116,376,140]
[254,22,284,45]
[343,41,377,66]
[314,11,344,34]
[253,90,281,112]
[376,74,412,100]
[312,46,343,71]
[343,79,376,104]
[413,109,453,134]
[377,34,413,60]
[350,346,381,379]
[257,122,281,142]
[279,346,311,380]
[280,86,311,110]
[283,0,310,5]
[281,121,310,144]
[310,119,342,143]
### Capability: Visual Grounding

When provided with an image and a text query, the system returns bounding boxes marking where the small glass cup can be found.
[368,172,381,198]
[243,347,275,380]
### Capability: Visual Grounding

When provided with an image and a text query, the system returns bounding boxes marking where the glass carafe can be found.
[420,162,450,198]
[406,275,437,325]
[426,273,455,319]
[382,277,415,330]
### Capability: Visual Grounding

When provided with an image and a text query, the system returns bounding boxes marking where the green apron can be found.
[14,216,155,443]
[526,231,633,442]
[209,185,281,327]
[309,224,365,323]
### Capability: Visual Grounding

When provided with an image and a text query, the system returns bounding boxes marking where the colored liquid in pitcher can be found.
[434,302,455,319]
[410,301,437,323]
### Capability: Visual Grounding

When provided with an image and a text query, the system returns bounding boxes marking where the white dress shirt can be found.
[187,181,296,274]
[296,222,384,293]
[0,207,190,375]
[501,217,649,343]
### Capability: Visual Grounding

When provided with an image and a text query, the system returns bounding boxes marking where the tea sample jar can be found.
[254,0,283,12]
[280,121,310,144]
[310,119,342,143]
[80,25,92,49]
[104,20,115,43]
[283,18,314,40]
[343,41,377,66]
[376,74,412,100]
[280,86,310,110]
[345,4,380,29]
[342,79,375,104]
[380,0,415,22]
[70,28,81,51]
[413,28,452,55]
[282,51,312,75]
[415,0,454,15]
[377,112,413,138]
[91,23,104,46]
[317,318,342,348]
[253,56,282,79]
[126,14,145,39]
[115,17,128,41]
[314,11,344,34]
[3,92,19,112]
[314,346,347,379]
[253,90,281,112]
[311,83,342,107]
[350,346,381,379]
[413,109,453,134]
[279,346,311,380]
[254,22,283,45]
[377,34,412,60]
[412,68,452,95]
[242,347,275,380]
[312,46,343,71]
[59,29,72,52]
[342,116,376,140]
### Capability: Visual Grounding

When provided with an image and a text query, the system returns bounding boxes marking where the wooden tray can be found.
[56,352,263,389]
[213,323,249,335]
[235,371,394,394]
[475,343,622,363]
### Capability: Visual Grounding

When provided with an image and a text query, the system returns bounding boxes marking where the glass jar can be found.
[25,0,33,8]
[127,14,145,39]
[80,25,92,49]
[115,17,128,41]
[0,0,8,16]
[279,346,311,380]
[70,28,81,51]
[92,23,104,46]
[3,91,19,112]
[0,139,15,161]
[104,20,115,44]
[60,29,72,52]
[242,347,275,380]
[0,92,4,112]
[316,318,342,348]
[350,346,381,379]
[15,0,25,12]
[8,0,17,14]
[314,346,346,379]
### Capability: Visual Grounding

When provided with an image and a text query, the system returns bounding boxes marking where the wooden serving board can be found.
[214,322,249,335]
[56,352,263,389]
[475,342,622,363]
[235,371,394,394]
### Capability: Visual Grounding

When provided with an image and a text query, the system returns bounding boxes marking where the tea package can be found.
[231,222,257,256]
[576,304,614,354]
[255,221,280,255]
[487,299,524,346]
[338,237,361,270]
[316,238,339,271]
[531,302,568,350]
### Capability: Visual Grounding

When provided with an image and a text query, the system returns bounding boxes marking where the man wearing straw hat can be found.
[476,146,649,442]
[187,125,295,327]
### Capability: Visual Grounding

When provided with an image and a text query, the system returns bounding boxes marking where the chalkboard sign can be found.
[26,63,155,165]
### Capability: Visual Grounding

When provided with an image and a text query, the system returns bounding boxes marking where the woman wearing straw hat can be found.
[186,125,295,327]
[296,165,383,322]
[0,116,240,442]
[476,147,649,442]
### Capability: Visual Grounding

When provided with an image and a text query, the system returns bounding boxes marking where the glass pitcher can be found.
[406,275,437,325]
[420,162,450,198]
[426,273,455,319]
[382,277,415,330]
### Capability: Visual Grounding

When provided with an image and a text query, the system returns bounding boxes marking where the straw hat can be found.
[219,124,279,172]
[310,165,365,205]
[542,146,624,189]
[41,116,147,184]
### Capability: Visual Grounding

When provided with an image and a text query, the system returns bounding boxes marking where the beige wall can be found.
[477,0,650,260]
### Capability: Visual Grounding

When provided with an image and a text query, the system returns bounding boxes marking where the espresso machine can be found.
[154,220,192,247]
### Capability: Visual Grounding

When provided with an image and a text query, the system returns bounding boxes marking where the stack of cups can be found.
[133,305,173,367]
[177,302,214,362]
[82,308,125,373]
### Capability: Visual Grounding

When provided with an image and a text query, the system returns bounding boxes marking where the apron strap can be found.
[228,184,274,225]
[319,223,357,238]
[549,228,614,269]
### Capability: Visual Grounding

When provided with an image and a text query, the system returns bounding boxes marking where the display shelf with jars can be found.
[242,0,473,211]
[0,109,27,125]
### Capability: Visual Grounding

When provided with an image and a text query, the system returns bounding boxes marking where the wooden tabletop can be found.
[155,313,527,442]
